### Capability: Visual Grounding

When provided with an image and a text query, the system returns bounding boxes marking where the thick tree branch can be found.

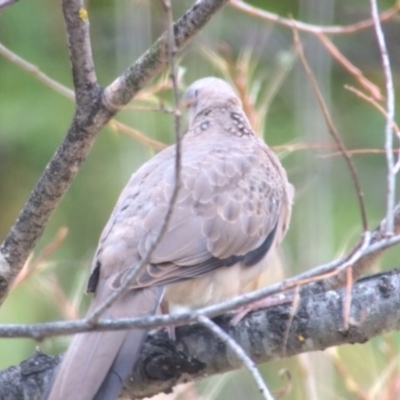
[0,269,399,399]
[0,0,229,304]
[62,0,97,106]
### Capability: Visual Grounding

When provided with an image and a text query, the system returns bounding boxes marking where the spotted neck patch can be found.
[227,111,253,137]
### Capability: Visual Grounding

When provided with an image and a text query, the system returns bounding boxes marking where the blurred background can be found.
[1,0,400,399]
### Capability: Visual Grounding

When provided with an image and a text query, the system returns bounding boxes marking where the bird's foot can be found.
[159,300,177,340]
[230,293,292,326]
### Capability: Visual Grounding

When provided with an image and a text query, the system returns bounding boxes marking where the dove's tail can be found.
[45,286,163,400]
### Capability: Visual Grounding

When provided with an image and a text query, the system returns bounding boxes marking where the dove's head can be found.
[185,77,242,125]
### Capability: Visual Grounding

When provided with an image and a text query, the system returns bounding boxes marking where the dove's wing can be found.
[89,132,288,295]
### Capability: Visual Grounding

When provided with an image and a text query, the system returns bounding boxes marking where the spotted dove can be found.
[46,77,293,400]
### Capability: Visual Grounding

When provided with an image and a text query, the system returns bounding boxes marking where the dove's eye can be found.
[185,87,199,108]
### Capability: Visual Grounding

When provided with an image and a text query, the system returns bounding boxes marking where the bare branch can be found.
[87,0,185,322]
[345,85,400,139]
[61,0,97,105]
[316,33,382,101]
[109,120,166,151]
[10,227,68,292]
[293,27,369,232]
[0,42,75,98]
[0,42,167,151]
[102,0,229,110]
[197,315,275,400]
[370,0,397,235]
[0,0,229,304]
[230,0,399,35]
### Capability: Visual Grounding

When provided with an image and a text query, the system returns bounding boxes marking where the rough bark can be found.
[0,269,399,399]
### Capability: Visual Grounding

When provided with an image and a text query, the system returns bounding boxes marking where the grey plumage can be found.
[46,77,293,400]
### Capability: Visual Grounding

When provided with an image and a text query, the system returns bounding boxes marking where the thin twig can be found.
[197,315,275,400]
[394,158,400,174]
[0,228,399,339]
[0,42,75,98]
[370,0,397,235]
[6,200,400,338]
[109,120,166,151]
[281,286,301,357]
[87,163,181,319]
[309,230,372,291]
[273,142,337,153]
[320,148,400,158]
[331,231,371,279]
[3,38,393,158]
[11,228,68,291]
[326,348,369,400]
[345,85,400,139]
[274,370,293,399]
[103,0,229,110]
[230,0,399,35]
[258,48,298,132]
[0,42,166,151]
[162,0,183,203]
[88,0,183,321]
[0,215,395,337]
[293,27,369,232]
[316,33,382,101]
[367,341,400,398]
[343,263,353,331]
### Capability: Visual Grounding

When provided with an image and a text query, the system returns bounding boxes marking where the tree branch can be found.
[62,0,97,106]
[370,0,397,235]
[230,0,399,35]
[1,269,399,399]
[0,0,229,304]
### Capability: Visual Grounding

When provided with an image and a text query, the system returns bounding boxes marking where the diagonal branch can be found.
[0,42,166,151]
[197,315,275,400]
[87,0,185,322]
[102,0,229,110]
[316,33,383,101]
[0,42,75,98]
[0,0,229,304]
[293,27,368,232]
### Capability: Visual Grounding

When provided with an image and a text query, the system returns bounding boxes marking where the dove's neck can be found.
[188,104,254,139]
